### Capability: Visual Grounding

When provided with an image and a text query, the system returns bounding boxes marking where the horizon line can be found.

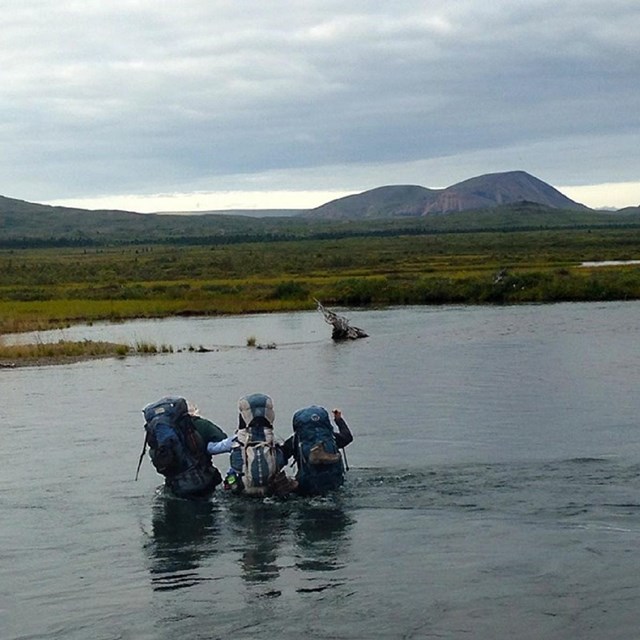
[30,180,640,214]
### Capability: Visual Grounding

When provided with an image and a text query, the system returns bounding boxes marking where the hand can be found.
[332,408,342,420]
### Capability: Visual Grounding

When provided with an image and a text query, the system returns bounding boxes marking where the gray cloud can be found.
[1,0,639,201]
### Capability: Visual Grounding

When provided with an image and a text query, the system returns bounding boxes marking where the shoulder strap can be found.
[171,415,209,468]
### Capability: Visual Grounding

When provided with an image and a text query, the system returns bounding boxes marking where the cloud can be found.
[2,1,639,205]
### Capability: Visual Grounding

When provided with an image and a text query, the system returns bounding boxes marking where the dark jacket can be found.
[191,416,227,445]
[279,416,353,465]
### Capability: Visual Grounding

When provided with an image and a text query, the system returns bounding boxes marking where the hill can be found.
[298,185,437,219]
[0,195,298,244]
[304,171,588,219]
[2,171,639,247]
[617,205,640,215]
[0,195,146,236]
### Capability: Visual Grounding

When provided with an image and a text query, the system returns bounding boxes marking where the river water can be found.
[2,302,640,639]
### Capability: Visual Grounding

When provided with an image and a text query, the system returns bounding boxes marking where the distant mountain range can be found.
[303,171,589,219]
[2,170,639,245]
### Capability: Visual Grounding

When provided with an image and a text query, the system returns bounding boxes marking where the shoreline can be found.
[2,297,640,368]
[0,340,137,369]
[0,351,134,369]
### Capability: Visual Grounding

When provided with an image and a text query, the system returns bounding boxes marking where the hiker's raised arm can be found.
[332,409,353,447]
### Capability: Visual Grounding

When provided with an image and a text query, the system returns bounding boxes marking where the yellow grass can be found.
[0,339,130,362]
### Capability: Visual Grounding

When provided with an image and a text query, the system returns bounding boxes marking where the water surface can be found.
[2,302,640,639]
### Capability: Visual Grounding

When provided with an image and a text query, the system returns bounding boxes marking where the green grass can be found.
[0,339,130,361]
[0,336,181,365]
[2,227,640,335]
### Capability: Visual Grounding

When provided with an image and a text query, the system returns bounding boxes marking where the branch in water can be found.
[314,299,368,341]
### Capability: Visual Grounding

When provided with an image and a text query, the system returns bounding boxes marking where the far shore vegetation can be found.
[3,220,640,363]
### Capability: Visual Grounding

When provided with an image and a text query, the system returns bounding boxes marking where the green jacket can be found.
[191,416,227,444]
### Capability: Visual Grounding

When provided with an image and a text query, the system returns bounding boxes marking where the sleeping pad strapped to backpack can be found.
[142,396,221,498]
[292,405,344,495]
[230,393,279,496]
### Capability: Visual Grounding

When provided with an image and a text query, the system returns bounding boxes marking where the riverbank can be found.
[0,340,156,368]
[0,352,125,368]
[4,262,640,339]
[3,228,640,351]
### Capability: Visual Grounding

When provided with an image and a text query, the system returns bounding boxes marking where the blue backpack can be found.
[292,405,345,495]
[142,397,194,475]
[140,397,219,497]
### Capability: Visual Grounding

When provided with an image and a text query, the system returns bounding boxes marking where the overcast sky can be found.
[2,0,639,211]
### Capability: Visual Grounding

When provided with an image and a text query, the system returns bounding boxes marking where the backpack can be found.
[232,393,279,496]
[141,396,220,497]
[292,405,344,495]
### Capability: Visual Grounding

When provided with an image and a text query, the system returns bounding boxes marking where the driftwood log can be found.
[315,299,368,341]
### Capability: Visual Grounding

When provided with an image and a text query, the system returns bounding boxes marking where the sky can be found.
[2,1,639,213]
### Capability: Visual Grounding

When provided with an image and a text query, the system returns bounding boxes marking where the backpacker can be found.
[141,396,219,497]
[231,393,279,496]
[292,405,344,495]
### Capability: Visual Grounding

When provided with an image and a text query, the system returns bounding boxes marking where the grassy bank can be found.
[0,339,129,367]
[0,337,179,367]
[2,228,640,336]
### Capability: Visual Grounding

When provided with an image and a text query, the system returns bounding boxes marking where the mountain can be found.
[303,171,589,219]
[0,195,155,238]
[0,195,262,242]
[617,205,640,214]
[0,194,144,222]
[299,185,437,219]
[3,170,631,247]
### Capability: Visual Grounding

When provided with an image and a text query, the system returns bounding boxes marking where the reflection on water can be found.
[146,491,221,591]
[227,498,288,584]
[292,500,353,574]
[144,490,355,597]
[225,495,354,585]
[581,260,640,267]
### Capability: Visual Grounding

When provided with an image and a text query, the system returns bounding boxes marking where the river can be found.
[2,302,640,639]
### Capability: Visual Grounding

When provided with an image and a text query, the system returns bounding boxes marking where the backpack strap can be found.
[179,415,210,469]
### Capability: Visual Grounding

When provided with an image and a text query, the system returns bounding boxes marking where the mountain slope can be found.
[303,171,588,219]
[303,185,437,219]
[423,171,588,214]
[0,195,252,241]
[0,170,623,246]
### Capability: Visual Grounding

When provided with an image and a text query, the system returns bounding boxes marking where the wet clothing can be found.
[279,416,353,466]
